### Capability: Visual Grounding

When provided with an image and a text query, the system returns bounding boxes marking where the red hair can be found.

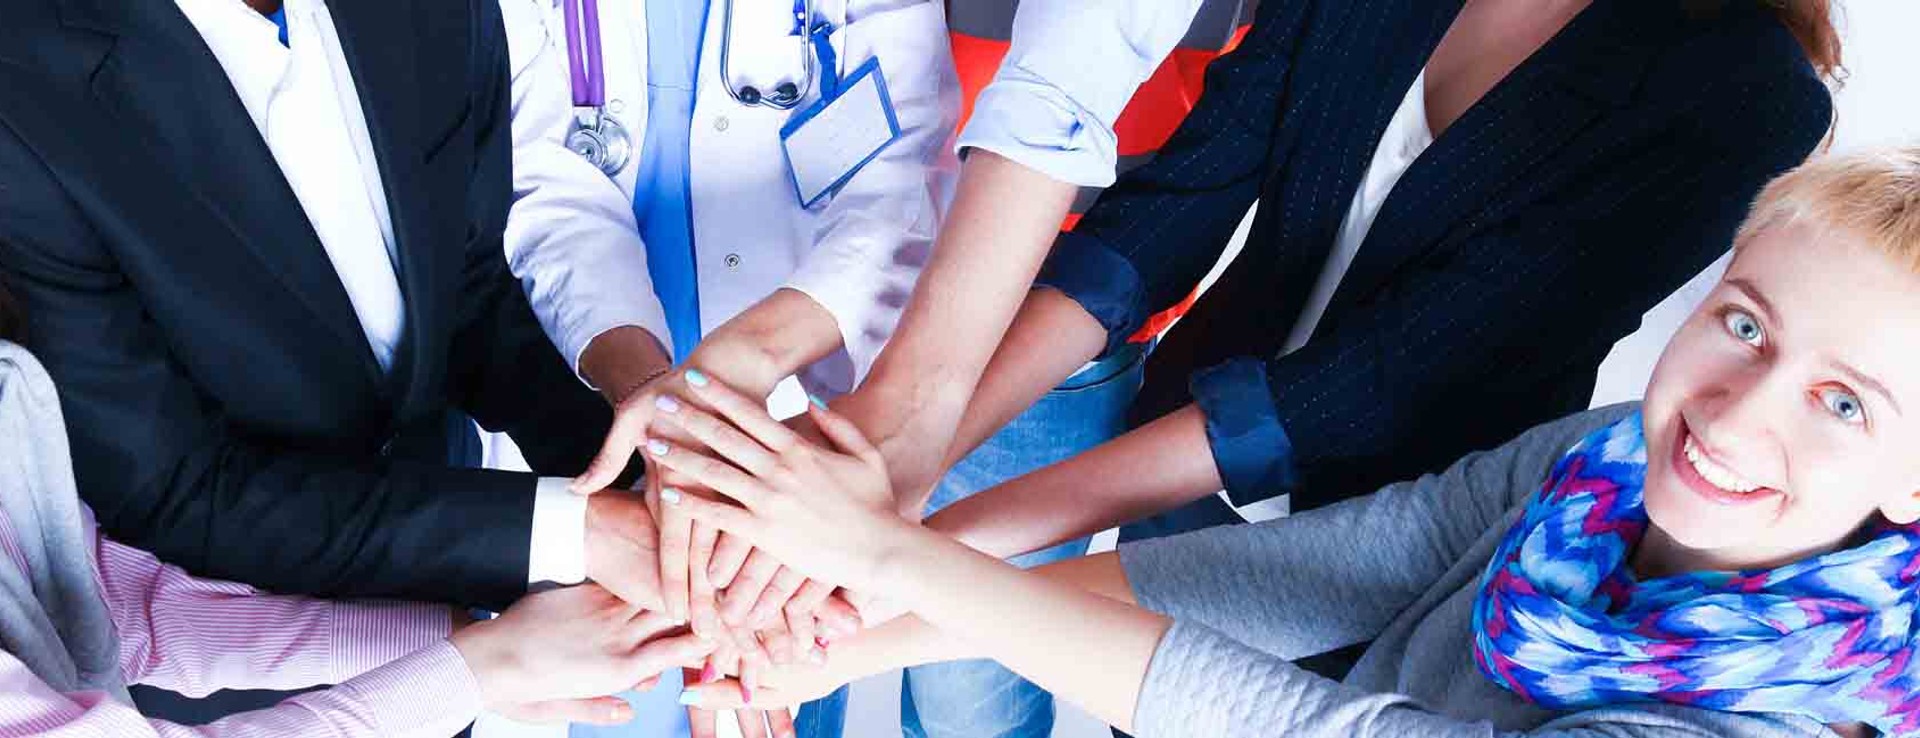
[1770,0,1844,80]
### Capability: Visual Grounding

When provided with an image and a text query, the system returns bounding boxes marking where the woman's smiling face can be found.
[1639,221,1920,573]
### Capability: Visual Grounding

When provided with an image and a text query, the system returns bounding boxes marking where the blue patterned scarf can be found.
[1471,413,1920,734]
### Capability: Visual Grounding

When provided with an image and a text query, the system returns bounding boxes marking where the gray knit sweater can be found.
[1121,404,1841,738]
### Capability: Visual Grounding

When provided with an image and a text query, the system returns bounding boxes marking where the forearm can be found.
[927,405,1221,559]
[852,152,1078,489]
[938,288,1107,472]
[874,536,1164,731]
[686,288,845,397]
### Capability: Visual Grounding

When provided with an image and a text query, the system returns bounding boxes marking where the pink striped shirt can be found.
[0,509,482,737]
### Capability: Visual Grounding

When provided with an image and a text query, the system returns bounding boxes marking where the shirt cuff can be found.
[528,477,589,585]
[331,641,485,737]
[1191,358,1300,506]
[956,74,1121,188]
[1033,230,1148,356]
[329,601,455,684]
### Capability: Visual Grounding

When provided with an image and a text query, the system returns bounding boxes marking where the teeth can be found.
[1684,436,1761,494]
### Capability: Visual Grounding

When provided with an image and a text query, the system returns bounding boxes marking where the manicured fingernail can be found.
[742,684,755,704]
[699,663,719,683]
[808,394,827,410]
[815,636,831,650]
[647,439,670,456]
[677,689,701,706]
[655,395,681,413]
[685,369,709,387]
[661,487,683,505]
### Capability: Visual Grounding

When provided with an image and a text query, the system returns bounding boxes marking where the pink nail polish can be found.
[699,663,719,684]
[815,636,831,650]
[742,683,755,704]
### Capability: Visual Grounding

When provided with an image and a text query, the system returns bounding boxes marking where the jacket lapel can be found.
[323,0,449,417]
[56,0,388,383]
[1320,0,1655,320]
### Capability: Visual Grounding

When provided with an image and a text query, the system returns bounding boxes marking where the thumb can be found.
[509,697,635,726]
[627,632,721,677]
[574,405,655,494]
[677,678,749,710]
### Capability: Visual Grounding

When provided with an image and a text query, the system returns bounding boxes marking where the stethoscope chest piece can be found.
[568,109,632,177]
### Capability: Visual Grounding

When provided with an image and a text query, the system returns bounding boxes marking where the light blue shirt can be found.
[630,0,710,360]
[953,0,1207,188]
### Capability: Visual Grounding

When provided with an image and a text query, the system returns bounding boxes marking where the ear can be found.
[1879,487,1920,526]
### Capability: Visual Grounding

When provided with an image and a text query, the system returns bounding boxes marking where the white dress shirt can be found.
[1280,72,1435,354]
[173,0,405,373]
[173,0,586,588]
[955,0,1207,187]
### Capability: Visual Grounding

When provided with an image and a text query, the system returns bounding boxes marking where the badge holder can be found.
[779,22,903,209]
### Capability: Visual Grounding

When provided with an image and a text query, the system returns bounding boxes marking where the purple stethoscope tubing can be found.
[562,0,606,107]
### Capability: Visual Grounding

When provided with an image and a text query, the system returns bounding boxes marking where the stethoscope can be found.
[562,0,822,177]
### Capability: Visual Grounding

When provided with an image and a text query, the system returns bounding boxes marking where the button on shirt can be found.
[173,0,585,587]
[955,0,1207,187]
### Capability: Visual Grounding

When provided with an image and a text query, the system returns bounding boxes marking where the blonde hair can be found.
[1736,147,1920,270]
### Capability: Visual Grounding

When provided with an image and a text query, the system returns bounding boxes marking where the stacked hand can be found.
[450,583,715,725]
[573,346,862,737]
[639,374,918,613]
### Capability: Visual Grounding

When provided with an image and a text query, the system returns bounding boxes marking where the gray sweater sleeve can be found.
[1120,405,1637,660]
[1135,620,1828,738]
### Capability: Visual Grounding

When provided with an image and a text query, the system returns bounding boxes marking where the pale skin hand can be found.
[576,289,844,738]
[635,379,1168,730]
[448,583,717,726]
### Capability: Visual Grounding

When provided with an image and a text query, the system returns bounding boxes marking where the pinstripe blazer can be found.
[1035,0,1833,512]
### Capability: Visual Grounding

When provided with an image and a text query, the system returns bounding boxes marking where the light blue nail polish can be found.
[647,439,670,456]
[685,369,710,387]
[808,394,827,410]
[654,394,681,413]
[661,487,683,505]
[677,690,700,706]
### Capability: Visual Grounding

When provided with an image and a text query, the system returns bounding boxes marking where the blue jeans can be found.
[798,345,1146,738]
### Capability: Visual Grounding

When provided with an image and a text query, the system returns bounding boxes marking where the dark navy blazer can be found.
[1036,0,1833,514]
[0,0,618,609]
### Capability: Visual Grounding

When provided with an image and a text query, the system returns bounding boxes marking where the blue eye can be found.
[1820,387,1865,424]
[1723,309,1765,347]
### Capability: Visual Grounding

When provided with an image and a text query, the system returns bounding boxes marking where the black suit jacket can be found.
[0,0,617,609]
[1036,0,1833,512]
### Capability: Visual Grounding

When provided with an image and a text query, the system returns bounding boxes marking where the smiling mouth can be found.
[1673,422,1781,505]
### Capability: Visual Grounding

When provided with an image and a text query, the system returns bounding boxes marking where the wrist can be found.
[448,621,515,710]
[581,326,673,404]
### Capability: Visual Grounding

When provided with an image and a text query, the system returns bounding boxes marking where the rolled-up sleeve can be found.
[954,0,1205,187]
[1189,358,1297,506]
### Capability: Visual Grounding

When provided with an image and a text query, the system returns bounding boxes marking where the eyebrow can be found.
[1726,279,1781,331]
[1835,361,1903,417]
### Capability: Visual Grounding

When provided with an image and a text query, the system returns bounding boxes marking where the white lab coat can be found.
[498,0,960,404]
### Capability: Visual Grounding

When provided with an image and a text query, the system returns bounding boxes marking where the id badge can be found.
[780,57,902,209]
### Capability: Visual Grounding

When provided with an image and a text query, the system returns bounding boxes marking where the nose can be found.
[1691,363,1788,476]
